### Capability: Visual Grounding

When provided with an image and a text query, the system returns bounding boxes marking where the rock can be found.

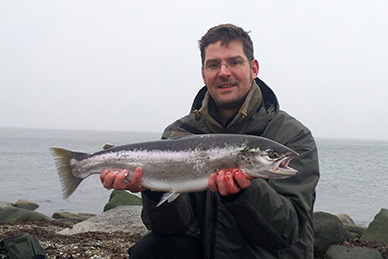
[313,211,352,257]
[14,199,39,210]
[0,205,51,223]
[0,201,14,208]
[362,208,388,245]
[337,214,355,225]
[57,205,148,235]
[52,211,96,225]
[325,245,383,259]
[344,223,366,239]
[103,190,142,212]
[335,214,365,238]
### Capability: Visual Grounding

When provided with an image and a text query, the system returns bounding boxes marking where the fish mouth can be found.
[271,154,299,176]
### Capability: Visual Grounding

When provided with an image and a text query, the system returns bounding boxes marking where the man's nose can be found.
[218,63,232,77]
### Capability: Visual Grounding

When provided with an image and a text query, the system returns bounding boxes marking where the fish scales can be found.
[72,142,243,192]
[50,134,299,205]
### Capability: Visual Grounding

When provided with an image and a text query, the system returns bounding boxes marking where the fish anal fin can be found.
[156,192,180,207]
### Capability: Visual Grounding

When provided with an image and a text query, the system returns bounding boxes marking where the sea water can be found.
[0,128,387,226]
[0,128,160,217]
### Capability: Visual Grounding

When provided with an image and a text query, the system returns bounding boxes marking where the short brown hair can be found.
[198,24,254,65]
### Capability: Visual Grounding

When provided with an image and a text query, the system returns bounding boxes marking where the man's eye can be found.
[208,64,220,68]
[230,60,242,66]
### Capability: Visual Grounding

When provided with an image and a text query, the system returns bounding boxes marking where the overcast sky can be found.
[1,1,387,140]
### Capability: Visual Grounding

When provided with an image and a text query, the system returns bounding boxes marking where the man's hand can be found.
[100,167,146,193]
[208,168,251,196]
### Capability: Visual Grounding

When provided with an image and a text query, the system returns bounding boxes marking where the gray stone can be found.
[325,245,383,259]
[313,211,352,256]
[14,199,39,211]
[52,211,96,225]
[57,205,148,235]
[344,223,366,239]
[0,201,14,208]
[337,214,355,225]
[0,205,51,223]
[362,208,388,245]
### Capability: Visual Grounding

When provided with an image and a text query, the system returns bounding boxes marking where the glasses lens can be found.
[228,61,242,69]
[205,60,248,71]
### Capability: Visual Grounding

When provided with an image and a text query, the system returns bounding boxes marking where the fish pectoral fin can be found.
[156,192,181,207]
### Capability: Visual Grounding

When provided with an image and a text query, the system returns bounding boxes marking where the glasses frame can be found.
[202,58,253,72]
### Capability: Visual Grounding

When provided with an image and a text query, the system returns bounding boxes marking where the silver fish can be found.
[50,134,298,206]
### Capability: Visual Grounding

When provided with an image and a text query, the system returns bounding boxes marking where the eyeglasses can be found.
[202,58,252,72]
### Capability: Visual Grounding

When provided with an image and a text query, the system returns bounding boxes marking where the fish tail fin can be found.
[50,147,83,199]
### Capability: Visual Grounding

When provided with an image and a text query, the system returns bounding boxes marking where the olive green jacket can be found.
[141,78,320,259]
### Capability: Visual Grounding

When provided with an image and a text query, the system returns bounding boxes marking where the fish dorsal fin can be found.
[156,192,180,207]
[103,144,114,150]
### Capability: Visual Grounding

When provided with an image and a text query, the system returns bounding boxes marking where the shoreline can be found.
[1,201,388,258]
[1,218,387,259]
[0,219,144,259]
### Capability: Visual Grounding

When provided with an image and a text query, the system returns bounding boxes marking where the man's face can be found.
[201,40,259,110]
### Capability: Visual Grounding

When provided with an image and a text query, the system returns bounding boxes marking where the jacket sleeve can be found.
[140,191,195,235]
[223,112,319,250]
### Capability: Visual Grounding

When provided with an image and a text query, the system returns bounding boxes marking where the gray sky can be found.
[1,1,387,140]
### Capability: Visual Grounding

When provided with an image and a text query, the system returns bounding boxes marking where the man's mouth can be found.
[219,83,237,89]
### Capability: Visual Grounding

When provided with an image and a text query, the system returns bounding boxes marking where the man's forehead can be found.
[204,40,245,61]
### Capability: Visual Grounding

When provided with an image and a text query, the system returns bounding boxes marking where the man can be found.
[101,24,319,258]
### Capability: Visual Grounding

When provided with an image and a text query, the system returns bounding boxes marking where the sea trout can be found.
[50,134,298,206]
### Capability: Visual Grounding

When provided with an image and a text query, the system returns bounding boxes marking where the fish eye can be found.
[267,149,280,159]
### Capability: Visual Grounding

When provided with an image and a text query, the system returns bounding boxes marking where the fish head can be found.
[240,140,299,179]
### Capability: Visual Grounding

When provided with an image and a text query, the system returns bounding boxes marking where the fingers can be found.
[101,169,120,189]
[217,169,240,196]
[100,168,111,183]
[224,169,240,194]
[112,169,130,190]
[100,167,146,193]
[208,168,251,196]
[125,167,147,193]
[234,169,251,190]
[216,169,228,196]
[208,173,218,192]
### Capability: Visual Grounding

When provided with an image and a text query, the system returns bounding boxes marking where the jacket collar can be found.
[196,80,263,132]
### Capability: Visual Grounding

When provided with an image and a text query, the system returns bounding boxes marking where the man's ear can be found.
[201,68,207,84]
[251,59,259,79]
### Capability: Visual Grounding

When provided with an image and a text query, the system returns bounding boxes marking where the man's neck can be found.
[212,104,240,127]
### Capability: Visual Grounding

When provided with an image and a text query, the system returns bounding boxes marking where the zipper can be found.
[209,192,218,259]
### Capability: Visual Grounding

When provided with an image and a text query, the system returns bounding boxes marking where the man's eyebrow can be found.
[205,56,245,64]
[204,58,219,64]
